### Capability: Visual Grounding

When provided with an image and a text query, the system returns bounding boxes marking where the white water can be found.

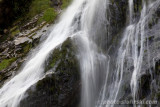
[0,0,160,107]
[96,1,159,107]
[79,0,160,107]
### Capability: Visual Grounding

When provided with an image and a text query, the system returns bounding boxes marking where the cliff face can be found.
[108,0,160,106]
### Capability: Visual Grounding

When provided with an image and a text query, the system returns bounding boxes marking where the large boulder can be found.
[20,38,81,107]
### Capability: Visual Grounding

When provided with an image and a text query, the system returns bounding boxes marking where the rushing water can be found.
[0,0,86,106]
[0,0,160,107]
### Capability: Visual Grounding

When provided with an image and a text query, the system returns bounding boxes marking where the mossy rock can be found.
[0,58,16,71]
[20,38,80,107]
[0,57,17,84]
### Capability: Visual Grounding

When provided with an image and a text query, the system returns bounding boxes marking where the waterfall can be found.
[0,0,87,106]
[77,0,160,107]
[0,0,160,107]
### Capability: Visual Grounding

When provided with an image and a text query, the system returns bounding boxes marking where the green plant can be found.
[27,0,51,18]
[38,8,57,23]
[0,58,16,71]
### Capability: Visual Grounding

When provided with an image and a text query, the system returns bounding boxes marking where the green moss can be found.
[10,26,20,38]
[10,26,18,32]
[47,48,62,70]
[144,50,147,53]
[46,38,77,72]
[11,29,20,37]
[27,0,51,18]
[25,0,60,25]
[11,0,72,29]
[134,0,142,13]
[0,58,16,71]
[38,8,57,24]
[61,0,72,9]
[23,43,32,54]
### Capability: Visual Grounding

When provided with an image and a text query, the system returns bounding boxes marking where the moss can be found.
[38,8,57,24]
[13,0,55,26]
[49,50,62,69]
[46,38,78,73]
[133,0,142,13]
[61,0,72,9]
[10,26,18,32]
[11,29,20,37]
[0,58,16,71]
[23,38,80,107]
[23,43,32,54]
[27,0,51,18]
[144,50,147,53]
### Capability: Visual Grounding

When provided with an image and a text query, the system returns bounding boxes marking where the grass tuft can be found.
[27,0,51,18]
[38,8,57,24]
[0,58,16,71]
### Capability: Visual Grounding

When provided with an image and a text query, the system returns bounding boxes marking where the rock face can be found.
[0,16,50,87]
[109,0,160,106]
[20,38,80,107]
[137,6,160,105]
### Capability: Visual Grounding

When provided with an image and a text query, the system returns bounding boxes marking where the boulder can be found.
[20,38,80,107]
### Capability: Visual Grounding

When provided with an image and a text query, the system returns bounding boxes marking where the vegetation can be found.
[23,43,32,54]
[46,38,76,71]
[61,0,73,9]
[11,29,20,37]
[0,58,16,71]
[38,8,57,24]
[27,0,51,18]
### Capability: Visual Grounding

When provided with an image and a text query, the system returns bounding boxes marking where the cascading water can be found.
[0,0,160,107]
[96,0,160,107]
[0,0,109,106]
[0,0,87,106]
[78,0,160,107]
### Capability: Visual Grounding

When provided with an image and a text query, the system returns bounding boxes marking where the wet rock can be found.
[14,37,32,46]
[20,38,80,107]
[21,14,43,31]
[0,20,51,87]
[138,73,151,100]
[103,0,128,51]
[51,0,62,6]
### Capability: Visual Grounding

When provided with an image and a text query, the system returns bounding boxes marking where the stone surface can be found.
[20,38,81,107]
